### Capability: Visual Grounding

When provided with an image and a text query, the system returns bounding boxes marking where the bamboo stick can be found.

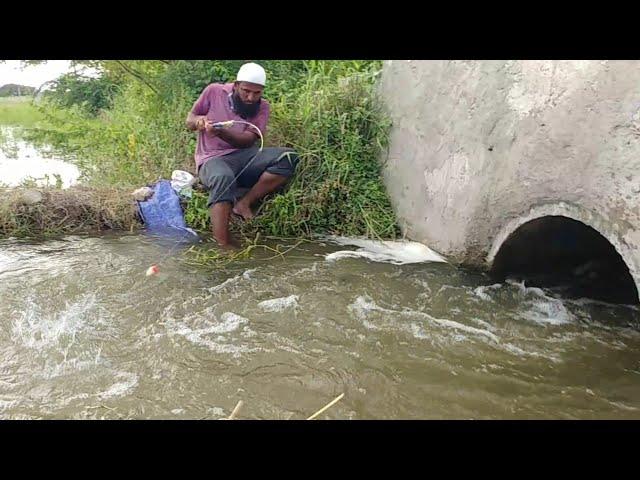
[228,400,244,420]
[306,393,344,420]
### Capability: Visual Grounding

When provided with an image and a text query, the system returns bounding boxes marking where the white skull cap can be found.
[236,62,266,87]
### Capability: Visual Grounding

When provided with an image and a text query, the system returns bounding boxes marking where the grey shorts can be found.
[198,147,299,207]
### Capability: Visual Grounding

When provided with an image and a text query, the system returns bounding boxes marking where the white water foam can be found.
[427,316,499,342]
[0,398,19,413]
[208,406,226,417]
[53,370,139,407]
[521,295,575,325]
[0,251,16,272]
[409,322,430,339]
[218,312,250,333]
[501,342,560,362]
[166,310,256,357]
[469,317,495,330]
[258,295,299,312]
[290,263,319,277]
[348,295,499,343]
[473,284,502,302]
[242,269,257,280]
[504,279,576,325]
[324,236,447,265]
[207,274,243,293]
[11,293,98,350]
[97,371,139,400]
[607,400,638,411]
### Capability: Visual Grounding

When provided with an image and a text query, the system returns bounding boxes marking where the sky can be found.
[0,61,73,88]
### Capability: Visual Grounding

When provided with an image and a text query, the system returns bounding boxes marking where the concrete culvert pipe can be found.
[489,215,639,305]
[379,60,640,304]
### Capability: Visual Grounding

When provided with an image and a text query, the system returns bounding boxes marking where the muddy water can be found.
[1,233,639,419]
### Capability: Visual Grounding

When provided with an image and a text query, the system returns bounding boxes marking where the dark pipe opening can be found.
[490,216,639,305]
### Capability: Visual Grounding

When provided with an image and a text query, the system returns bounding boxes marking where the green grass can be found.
[0,96,32,103]
[0,97,45,127]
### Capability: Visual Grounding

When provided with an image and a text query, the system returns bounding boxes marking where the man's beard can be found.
[232,91,261,119]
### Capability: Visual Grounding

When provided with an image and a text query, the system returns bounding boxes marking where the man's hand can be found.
[188,114,256,148]
[187,113,210,132]
[204,120,219,136]
[195,116,207,131]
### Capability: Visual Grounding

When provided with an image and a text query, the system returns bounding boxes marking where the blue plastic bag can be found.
[136,180,198,239]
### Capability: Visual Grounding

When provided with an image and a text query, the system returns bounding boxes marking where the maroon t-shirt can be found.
[191,82,270,170]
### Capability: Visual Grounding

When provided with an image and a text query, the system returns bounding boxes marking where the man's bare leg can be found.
[232,172,288,220]
[210,202,238,249]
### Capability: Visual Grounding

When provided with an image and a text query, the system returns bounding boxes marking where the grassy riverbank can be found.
[1,61,400,242]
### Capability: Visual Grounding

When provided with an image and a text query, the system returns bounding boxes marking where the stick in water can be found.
[307,393,345,420]
[228,400,244,420]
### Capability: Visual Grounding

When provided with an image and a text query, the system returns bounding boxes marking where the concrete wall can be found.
[378,60,640,291]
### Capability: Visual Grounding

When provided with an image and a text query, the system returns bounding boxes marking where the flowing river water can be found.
[1,233,639,419]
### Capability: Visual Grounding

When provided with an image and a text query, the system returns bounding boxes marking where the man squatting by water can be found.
[186,62,299,248]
